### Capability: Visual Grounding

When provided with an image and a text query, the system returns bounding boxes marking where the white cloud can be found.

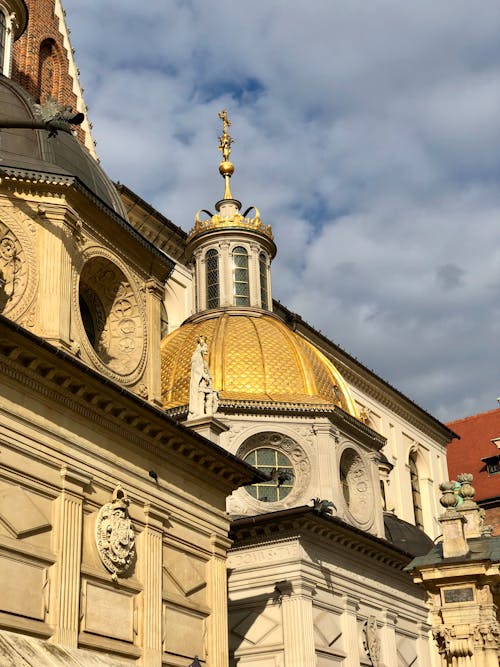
[64,0,500,421]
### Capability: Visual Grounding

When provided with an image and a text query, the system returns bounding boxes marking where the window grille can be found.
[206,249,219,309]
[232,246,249,306]
[259,252,268,309]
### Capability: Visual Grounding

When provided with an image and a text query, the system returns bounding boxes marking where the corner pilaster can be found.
[341,596,361,666]
[50,464,92,648]
[145,278,165,405]
[281,580,316,667]
[37,206,74,349]
[206,534,231,667]
[137,503,167,667]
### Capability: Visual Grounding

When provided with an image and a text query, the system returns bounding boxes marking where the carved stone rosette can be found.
[95,485,136,580]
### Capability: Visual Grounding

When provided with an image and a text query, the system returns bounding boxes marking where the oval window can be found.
[79,257,145,378]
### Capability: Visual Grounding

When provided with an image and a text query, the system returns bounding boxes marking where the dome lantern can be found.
[186,112,276,314]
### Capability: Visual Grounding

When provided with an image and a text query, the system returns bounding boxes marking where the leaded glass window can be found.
[232,246,249,306]
[244,448,294,502]
[259,252,268,309]
[409,453,424,530]
[206,249,219,309]
[0,12,6,74]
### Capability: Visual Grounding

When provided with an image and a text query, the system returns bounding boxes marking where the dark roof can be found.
[231,504,431,560]
[0,74,127,218]
[383,512,434,557]
[407,535,500,571]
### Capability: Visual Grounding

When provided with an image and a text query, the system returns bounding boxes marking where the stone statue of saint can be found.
[188,336,219,419]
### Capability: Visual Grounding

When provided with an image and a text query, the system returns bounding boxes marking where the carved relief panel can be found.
[339,446,375,530]
[0,207,37,323]
[75,252,147,384]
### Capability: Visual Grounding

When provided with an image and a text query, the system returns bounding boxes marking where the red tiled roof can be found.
[447,408,500,501]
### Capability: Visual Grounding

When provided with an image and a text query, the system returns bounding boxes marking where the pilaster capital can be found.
[144,278,165,299]
[277,577,317,599]
[59,464,92,495]
[313,422,340,441]
[341,594,360,614]
[381,609,398,626]
[143,502,170,531]
[210,533,232,557]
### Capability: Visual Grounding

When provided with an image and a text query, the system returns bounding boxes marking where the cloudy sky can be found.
[64,1,500,423]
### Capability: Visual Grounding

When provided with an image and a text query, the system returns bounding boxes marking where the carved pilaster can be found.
[138,504,166,667]
[341,596,361,666]
[38,208,73,348]
[145,278,165,405]
[50,465,91,648]
[281,581,316,667]
[380,611,397,666]
[206,534,231,667]
[249,242,260,308]
[219,240,231,307]
[193,249,203,312]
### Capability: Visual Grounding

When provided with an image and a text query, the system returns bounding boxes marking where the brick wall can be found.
[11,0,85,145]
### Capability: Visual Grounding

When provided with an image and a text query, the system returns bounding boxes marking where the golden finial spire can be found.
[218,109,235,200]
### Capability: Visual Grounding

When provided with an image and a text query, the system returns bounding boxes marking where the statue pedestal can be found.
[183,415,229,445]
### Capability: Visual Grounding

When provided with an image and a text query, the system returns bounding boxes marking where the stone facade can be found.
[408,476,500,667]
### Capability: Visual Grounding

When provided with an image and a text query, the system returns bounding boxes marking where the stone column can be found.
[144,278,165,406]
[206,534,231,667]
[219,241,231,307]
[281,581,316,667]
[415,622,434,667]
[249,242,260,308]
[367,450,385,538]
[193,249,203,311]
[312,422,339,503]
[340,596,361,667]
[137,503,167,667]
[50,465,92,648]
[37,206,74,349]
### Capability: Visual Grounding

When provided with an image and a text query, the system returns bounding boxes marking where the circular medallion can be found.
[77,255,147,383]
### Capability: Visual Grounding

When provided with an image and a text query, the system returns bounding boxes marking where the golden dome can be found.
[160,311,358,416]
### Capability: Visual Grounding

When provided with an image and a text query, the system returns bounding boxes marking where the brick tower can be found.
[11,0,96,156]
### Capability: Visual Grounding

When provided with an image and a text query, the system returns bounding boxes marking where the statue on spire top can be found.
[218,109,233,162]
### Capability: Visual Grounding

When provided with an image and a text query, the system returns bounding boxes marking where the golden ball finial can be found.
[219,160,234,177]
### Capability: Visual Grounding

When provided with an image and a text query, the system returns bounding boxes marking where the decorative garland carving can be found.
[95,485,136,581]
[0,206,38,322]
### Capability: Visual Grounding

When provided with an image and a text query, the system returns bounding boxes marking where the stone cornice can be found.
[0,315,263,492]
[116,182,188,264]
[0,167,174,280]
[230,506,413,571]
